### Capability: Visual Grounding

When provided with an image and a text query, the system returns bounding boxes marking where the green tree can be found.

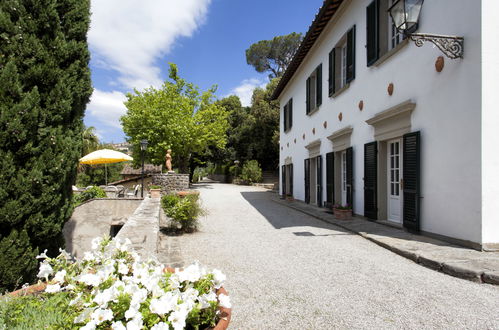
[121,63,229,173]
[82,126,99,156]
[246,32,302,78]
[0,0,92,291]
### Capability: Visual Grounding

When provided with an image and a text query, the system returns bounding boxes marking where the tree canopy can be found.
[246,32,302,78]
[121,63,229,173]
[0,0,92,291]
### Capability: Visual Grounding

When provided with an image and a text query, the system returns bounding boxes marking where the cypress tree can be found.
[0,0,92,291]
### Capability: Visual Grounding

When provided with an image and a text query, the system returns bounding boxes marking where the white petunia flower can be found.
[218,293,232,308]
[37,262,53,280]
[91,237,103,250]
[111,321,126,330]
[199,291,217,309]
[212,269,226,289]
[168,305,189,330]
[126,314,143,330]
[124,304,139,320]
[150,291,177,315]
[53,269,66,283]
[151,322,169,330]
[74,308,94,324]
[80,320,97,330]
[77,273,102,287]
[91,308,113,325]
[93,288,113,307]
[83,251,96,261]
[69,292,83,306]
[118,261,129,275]
[36,249,49,259]
[58,248,72,260]
[45,283,61,293]
[177,263,202,283]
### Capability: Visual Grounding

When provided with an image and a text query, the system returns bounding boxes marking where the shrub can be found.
[149,185,161,189]
[161,192,204,232]
[73,186,106,207]
[192,167,207,183]
[240,160,263,184]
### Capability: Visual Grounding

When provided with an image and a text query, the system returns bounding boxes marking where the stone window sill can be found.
[330,83,350,98]
[373,38,409,67]
[307,106,320,116]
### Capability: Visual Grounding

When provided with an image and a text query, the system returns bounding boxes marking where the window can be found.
[306,64,322,114]
[283,98,293,132]
[328,26,356,96]
[367,0,406,66]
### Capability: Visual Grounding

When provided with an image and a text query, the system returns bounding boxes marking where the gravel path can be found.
[160,183,499,329]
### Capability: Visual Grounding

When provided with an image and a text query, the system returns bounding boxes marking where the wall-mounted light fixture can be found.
[389,0,464,59]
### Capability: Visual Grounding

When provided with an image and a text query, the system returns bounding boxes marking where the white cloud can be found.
[86,89,128,129]
[227,78,268,107]
[89,0,211,90]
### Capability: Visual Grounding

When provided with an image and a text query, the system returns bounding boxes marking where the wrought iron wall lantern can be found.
[388,0,464,59]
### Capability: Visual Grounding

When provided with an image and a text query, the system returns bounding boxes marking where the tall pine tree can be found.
[0,0,92,290]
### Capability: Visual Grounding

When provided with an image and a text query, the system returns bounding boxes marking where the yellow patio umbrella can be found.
[79,149,133,185]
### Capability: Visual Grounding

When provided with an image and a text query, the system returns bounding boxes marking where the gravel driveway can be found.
[160,183,499,329]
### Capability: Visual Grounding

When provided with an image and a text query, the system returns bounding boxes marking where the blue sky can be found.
[85,0,324,143]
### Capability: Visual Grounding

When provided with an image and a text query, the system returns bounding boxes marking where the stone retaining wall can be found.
[152,173,189,193]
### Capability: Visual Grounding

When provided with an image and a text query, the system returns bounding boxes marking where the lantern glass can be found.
[389,0,424,34]
[140,139,148,151]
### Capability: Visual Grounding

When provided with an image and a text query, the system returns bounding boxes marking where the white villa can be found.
[274,0,499,250]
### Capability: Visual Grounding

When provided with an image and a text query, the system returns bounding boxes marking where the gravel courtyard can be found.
[160,183,499,329]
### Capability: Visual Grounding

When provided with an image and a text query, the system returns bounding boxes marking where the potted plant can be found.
[149,184,162,198]
[332,203,352,220]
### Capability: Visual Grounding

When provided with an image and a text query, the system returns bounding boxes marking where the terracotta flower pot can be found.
[150,188,161,198]
[9,283,46,297]
[333,208,352,220]
[177,190,200,198]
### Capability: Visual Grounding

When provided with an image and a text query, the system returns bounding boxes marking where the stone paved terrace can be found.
[116,196,161,259]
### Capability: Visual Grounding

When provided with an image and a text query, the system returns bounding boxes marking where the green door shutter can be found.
[304,158,310,204]
[326,152,334,207]
[364,141,378,219]
[403,131,421,232]
[281,165,286,197]
[366,0,379,66]
[346,147,354,211]
[317,155,323,207]
[316,64,322,107]
[306,77,311,114]
[346,25,356,82]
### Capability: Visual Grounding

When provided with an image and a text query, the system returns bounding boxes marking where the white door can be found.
[341,151,347,205]
[387,140,402,223]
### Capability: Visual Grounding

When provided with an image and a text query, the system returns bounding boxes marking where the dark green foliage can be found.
[240,160,263,184]
[73,186,106,207]
[0,292,78,328]
[246,32,302,78]
[161,193,204,232]
[0,0,92,291]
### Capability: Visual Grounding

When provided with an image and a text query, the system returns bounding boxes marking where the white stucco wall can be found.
[279,0,486,245]
[481,0,499,247]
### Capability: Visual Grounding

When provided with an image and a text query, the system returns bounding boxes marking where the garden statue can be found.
[165,149,174,173]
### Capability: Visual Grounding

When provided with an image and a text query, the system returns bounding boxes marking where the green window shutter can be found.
[306,77,311,114]
[403,131,421,232]
[289,163,293,196]
[316,64,322,107]
[366,0,379,66]
[364,141,378,219]
[288,98,293,129]
[328,49,335,96]
[282,104,288,132]
[346,25,356,83]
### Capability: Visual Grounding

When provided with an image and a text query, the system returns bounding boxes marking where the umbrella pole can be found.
[105,164,108,186]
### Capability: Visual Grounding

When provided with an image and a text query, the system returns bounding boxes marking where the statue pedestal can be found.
[152,173,189,194]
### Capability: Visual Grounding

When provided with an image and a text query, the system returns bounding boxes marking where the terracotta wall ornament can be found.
[387,83,394,96]
[303,133,306,140]
[294,138,297,144]
[287,142,289,148]
[312,127,316,135]
[323,121,327,128]
[338,112,343,121]
[281,146,283,150]
[358,100,364,111]
[435,56,444,72]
